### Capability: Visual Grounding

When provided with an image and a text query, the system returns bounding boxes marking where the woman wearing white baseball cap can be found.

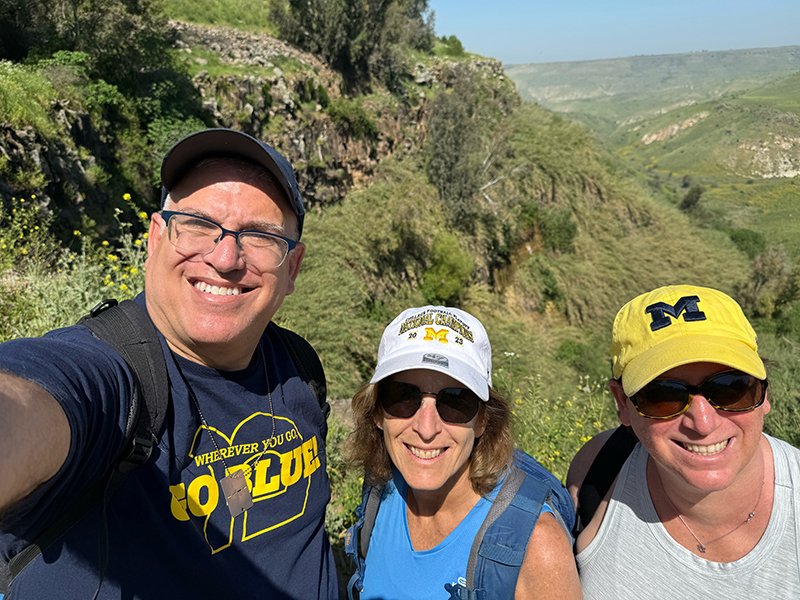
[345,306,582,600]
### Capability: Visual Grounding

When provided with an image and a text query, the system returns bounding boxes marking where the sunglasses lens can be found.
[379,381,421,418]
[435,388,481,424]
[704,371,763,411]
[378,382,482,424]
[633,370,766,418]
[634,380,690,418]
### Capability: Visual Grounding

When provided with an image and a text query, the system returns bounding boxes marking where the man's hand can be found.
[0,372,70,516]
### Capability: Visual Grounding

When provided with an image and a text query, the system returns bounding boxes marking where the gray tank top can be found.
[576,435,800,599]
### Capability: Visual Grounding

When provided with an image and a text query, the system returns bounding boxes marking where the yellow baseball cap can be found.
[611,285,766,397]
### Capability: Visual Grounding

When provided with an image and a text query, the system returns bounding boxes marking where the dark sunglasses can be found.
[630,369,768,419]
[378,381,482,424]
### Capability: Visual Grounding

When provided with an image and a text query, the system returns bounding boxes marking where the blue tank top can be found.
[360,471,553,600]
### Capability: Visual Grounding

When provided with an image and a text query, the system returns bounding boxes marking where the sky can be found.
[429,0,800,65]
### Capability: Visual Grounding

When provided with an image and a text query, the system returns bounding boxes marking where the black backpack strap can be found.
[273,324,330,439]
[6,299,170,590]
[359,484,383,559]
[575,425,637,534]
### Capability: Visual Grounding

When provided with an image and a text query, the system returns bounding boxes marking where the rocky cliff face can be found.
[0,21,511,228]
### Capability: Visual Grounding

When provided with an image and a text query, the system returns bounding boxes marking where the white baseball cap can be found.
[370,306,493,400]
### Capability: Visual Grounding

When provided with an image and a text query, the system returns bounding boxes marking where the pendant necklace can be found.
[659,470,765,554]
[174,342,276,518]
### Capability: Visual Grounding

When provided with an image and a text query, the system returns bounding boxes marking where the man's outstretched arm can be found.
[0,371,70,516]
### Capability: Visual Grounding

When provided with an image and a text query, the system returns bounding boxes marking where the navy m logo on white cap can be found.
[645,295,706,331]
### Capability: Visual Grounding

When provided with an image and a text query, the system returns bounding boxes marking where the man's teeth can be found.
[682,439,729,455]
[408,446,443,459]
[194,281,241,296]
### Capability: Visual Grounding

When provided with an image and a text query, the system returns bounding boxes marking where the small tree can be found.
[679,184,705,211]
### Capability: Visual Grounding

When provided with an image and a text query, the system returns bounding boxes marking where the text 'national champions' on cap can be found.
[371,306,493,401]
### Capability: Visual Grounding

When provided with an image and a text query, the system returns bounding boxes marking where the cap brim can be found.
[622,333,767,397]
[370,350,490,401]
[160,129,303,219]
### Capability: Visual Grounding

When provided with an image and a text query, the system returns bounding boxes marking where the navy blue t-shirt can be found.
[0,296,338,599]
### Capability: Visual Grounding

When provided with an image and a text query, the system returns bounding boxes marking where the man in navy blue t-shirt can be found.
[0,129,339,599]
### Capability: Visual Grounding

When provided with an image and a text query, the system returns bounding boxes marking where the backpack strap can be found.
[574,425,637,535]
[272,323,330,440]
[345,481,385,600]
[444,467,550,600]
[5,299,170,589]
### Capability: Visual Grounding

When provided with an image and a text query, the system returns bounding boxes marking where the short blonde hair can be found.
[346,381,514,496]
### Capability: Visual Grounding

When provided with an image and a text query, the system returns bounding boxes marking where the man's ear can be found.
[145,212,166,265]
[609,379,633,426]
[283,242,305,296]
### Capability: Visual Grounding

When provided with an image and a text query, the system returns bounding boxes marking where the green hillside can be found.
[604,72,800,261]
[2,3,800,570]
[506,46,800,134]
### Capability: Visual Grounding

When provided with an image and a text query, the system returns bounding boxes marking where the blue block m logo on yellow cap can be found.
[645,295,706,331]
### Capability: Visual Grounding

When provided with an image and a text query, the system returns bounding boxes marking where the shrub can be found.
[421,232,474,305]
[436,35,465,57]
[728,228,766,259]
[679,184,705,211]
[326,97,377,140]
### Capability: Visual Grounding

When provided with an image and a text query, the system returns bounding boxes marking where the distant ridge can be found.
[504,44,800,69]
[505,45,800,127]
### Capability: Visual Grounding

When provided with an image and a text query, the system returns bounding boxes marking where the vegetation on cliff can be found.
[2,2,800,581]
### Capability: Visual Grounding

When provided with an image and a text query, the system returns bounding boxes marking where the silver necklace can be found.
[659,470,765,554]
[175,342,276,518]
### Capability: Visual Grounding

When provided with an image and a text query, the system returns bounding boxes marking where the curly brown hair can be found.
[346,381,514,496]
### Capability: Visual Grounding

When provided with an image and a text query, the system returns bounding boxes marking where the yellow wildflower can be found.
[123,193,131,201]
[135,240,142,246]
[120,284,128,291]
[139,211,148,219]
[102,241,109,246]
[130,267,139,275]
[74,230,81,236]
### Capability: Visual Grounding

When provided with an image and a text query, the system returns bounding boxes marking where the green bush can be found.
[421,232,474,305]
[436,35,465,57]
[679,184,705,211]
[539,208,578,253]
[728,228,766,259]
[326,97,377,140]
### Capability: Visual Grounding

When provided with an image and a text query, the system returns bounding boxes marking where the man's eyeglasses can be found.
[630,369,767,419]
[378,380,482,424]
[161,211,297,269]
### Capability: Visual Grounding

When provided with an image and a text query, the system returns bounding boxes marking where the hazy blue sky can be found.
[429,0,800,65]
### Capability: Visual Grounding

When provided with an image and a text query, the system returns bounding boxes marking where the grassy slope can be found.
[161,0,278,34]
[278,103,752,403]
[605,73,800,258]
[505,45,800,125]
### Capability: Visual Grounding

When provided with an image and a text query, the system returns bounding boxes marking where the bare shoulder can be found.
[514,512,582,600]
[566,428,617,508]
[0,370,71,515]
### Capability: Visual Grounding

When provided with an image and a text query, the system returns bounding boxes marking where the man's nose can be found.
[205,232,246,271]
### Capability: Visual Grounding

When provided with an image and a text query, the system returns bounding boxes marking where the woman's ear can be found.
[609,379,633,426]
[474,403,488,438]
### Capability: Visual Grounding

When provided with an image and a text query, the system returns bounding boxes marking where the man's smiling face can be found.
[145,159,304,370]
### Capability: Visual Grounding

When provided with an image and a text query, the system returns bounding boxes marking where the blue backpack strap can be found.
[345,481,384,600]
[446,449,575,600]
